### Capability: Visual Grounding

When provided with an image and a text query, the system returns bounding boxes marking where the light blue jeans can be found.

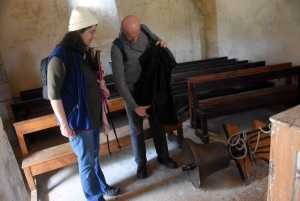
[69,127,108,201]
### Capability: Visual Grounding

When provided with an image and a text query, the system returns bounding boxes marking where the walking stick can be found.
[106,105,122,151]
[91,48,112,156]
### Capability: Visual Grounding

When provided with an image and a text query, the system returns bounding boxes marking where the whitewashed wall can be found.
[0,0,204,98]
[217,0,300,66]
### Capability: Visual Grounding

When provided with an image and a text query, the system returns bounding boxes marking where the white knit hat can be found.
[69,6,98,31]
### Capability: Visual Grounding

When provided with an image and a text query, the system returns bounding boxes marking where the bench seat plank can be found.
[22,143,74,168]
[173,59,238,73]
[174,56,228,69]
[188,63,292,126]
[172,61,265,84]
[190,64,300,143]
[197,88,300,118]
[194,88,300,142]
[198,84,297,107]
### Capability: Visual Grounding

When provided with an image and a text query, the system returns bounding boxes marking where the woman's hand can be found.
[97,79,110,97]
[60,124,75,137]
[98,79,106,89]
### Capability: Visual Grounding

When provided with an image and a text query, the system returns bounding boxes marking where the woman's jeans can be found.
[69,127,108,201]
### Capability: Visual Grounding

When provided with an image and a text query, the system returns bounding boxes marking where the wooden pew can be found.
[13,58,238,122]
[189,63,300,143]
[172,58,241,74]
[188,62,292,127]
[174,56,228,69]
[172,61,266,102]
[172,61,265,85]
[17,57,229,102]
[15,113,183,201]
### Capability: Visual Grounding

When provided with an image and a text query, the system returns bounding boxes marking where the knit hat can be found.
[69,6,98,31]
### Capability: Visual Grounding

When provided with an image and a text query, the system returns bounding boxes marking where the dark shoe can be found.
[137,165,147,179]
[157,157,178,169]
[103,186,120,196]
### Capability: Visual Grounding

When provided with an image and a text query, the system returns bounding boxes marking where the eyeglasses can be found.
[88,30,97,35]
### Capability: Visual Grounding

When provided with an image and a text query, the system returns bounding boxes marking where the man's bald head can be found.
[121,15,141,43]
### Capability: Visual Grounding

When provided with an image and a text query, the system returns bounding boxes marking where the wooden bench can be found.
[171,61,266,103]
[188,62,292,126]
[173,58,241,74]
[189,63,300,143]
[15,113,183,201]
[174,56,228,69]
[13,57,237,121]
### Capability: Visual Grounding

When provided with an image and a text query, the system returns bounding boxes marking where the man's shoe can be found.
[103,186,120,196]
[157,157,178,169]
[137,165,147,179]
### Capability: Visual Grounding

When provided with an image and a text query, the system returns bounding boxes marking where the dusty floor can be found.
[13,104,289,201]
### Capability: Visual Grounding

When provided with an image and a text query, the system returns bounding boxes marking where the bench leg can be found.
[23,167,38,201]
[193,109,200,129]
[194,114,209,143]
[166,117,183,148]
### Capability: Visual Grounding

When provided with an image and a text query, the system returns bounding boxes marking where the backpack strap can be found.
[140,26,154,42]
[112,38,128,62]
[112,26,155,62]
[61,45,73,75]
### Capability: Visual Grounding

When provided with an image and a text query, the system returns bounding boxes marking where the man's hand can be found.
[156,40,167,48]
[135,105,151,117]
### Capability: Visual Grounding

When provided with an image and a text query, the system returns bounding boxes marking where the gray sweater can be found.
[111,24,160,111]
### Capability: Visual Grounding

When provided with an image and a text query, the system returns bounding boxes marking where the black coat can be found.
[136,43,178,125]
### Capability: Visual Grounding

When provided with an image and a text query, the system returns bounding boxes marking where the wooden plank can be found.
[107,97,125,112]
[198,89,300,118]
[198,84,297,107]
[224,123,256,185]
[175,56,228,69]
[172,61,265,85]
[193,65,299,93]
[194,88,300,142]
[14,114,58,155]
[14,114,58,135]
[10,98,52,122]
[23,167,36,192]
[29,153,77,176]
[188,63,292,126]
[173,59,241,74]
[22,117,183,174]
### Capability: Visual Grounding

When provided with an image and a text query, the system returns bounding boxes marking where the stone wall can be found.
[217,0,300,65]
[0,0,204,98]
[192,0,219,58]
[0,51,16,142]
[0,117,29,201]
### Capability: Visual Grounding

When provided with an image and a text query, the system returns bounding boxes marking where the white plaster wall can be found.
[0,0,69,98]
[217,0,300,65]
[0,0,204,98]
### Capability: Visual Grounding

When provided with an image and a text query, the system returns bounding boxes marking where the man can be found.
[111,15,177,179]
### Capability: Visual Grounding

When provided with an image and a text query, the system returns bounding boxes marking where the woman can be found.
[47,6,120,201]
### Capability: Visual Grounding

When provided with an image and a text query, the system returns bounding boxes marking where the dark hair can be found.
[58,26,97,71]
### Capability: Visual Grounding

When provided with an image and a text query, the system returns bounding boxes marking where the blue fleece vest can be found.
[49,46,93,130]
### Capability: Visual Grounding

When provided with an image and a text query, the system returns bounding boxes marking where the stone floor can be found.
[13,104,290,201]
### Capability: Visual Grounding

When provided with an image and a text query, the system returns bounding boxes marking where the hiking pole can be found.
[106,105,122,151]
[106,135,112,157]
